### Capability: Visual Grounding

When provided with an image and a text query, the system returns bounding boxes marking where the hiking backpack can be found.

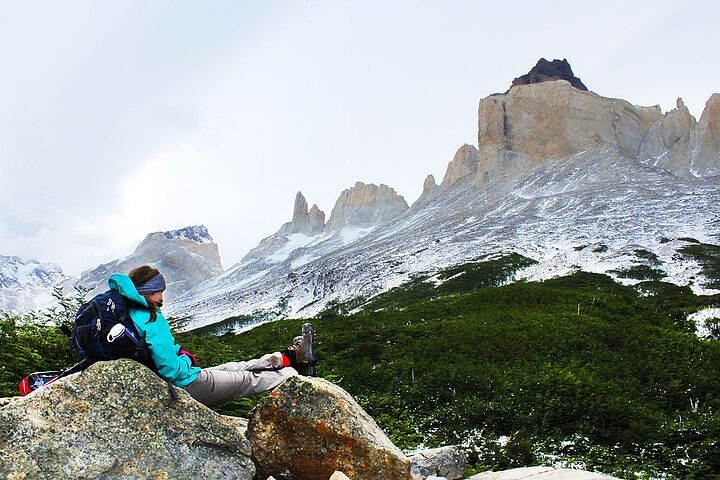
[72,290,154,368]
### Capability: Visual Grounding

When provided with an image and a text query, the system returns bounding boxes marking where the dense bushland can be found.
[2,271,720,478]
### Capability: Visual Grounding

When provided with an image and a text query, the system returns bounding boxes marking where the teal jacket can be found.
[108,273,200,387]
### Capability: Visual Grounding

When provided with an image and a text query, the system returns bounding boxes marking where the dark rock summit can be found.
[510,58,588,91]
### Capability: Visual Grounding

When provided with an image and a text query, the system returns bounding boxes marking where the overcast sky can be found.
[1,0,718,276]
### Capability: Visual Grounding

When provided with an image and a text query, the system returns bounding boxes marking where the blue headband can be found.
[136,273,166,294]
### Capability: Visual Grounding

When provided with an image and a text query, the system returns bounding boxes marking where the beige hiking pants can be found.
[184,352,297,406]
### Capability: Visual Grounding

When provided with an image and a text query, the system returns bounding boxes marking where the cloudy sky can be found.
[1,0,718,276]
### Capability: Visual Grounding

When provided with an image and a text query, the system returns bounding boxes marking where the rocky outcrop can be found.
[413,174,443,208]
[248,376,411,480]
[0,360,254,480]
[309,204,326,234]
[467,466,621,479]
[652,93,720,177]
[291,191,311,233]
[75,225,223,302]
[325,182,409,230]
[470,60,720,182]
[510,58,588,92]
[408,446,466,480]
[291,192,326,235]
[442,144,479,188]
[637,97,697,162]
[474,79,661,184]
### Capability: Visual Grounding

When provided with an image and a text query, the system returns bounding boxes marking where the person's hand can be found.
[178,347,199,367]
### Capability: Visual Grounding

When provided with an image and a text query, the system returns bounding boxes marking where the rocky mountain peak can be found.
[293,191,308,217]
[510,58,588,91]
[77,226,223,302]
[412,174,442,209]
[308,204,326,234]
[638,97,696,164]
[475,73,664,184]
[423,174,438,191]
[442,144,479,187]
[290,192,325,235]
[162,225,213,244]
[325,182,408,231]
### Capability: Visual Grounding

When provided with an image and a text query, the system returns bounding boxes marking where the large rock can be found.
[475,79,661,184]
[408,446,465,480]
[467,466,621,479]
[325,182,409,230]
[74,225,223,302]
[248,376,411,480]
[0,359,254,480]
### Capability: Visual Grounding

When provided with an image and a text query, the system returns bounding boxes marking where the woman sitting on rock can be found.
[108,265,316,406]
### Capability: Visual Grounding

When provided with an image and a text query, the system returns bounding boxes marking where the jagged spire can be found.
[291,192,325,235]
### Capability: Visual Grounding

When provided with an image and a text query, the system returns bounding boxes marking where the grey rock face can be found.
[413,174,443,208]
[291,191,310,233]
[637,97,697,162]
[325,181,409,231]
[248,376,411,480]
[0,359,254,480]
[75,224,223,302]
[308,204,326,234]
[408,446,466,480]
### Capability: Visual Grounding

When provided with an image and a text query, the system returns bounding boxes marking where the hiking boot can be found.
[282,322,318,376]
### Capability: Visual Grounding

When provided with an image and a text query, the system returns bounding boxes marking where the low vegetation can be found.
[680,242,720,289]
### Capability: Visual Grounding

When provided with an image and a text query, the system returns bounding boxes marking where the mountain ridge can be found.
[74,224,223,302]
[167,59,720,330]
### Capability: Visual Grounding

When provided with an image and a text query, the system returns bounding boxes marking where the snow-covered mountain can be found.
[0,256,70,314]
[75,225,223,302]
[167,59,720,331]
